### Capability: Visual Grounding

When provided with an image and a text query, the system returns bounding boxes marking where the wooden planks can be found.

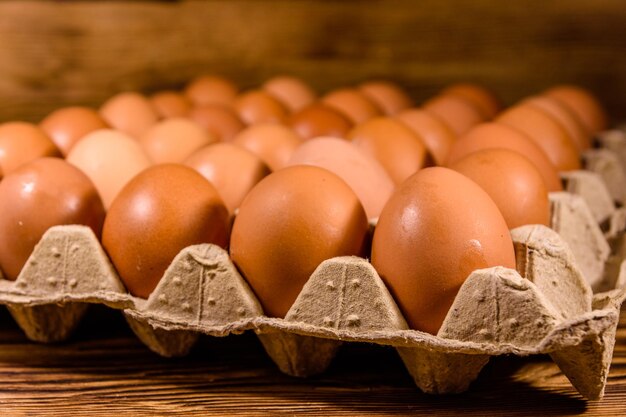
[0,305,624,415]
[1,1,626,122]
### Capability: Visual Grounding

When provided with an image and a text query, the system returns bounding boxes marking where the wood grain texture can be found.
[0,305,624,415]
[1,0,626,123]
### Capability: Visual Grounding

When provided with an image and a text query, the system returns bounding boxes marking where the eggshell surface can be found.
[102,164,230,298]
[441,83,501,118]
[234,90,289,125]
[230,165,369,318]
[232,123,302,171]
[371,167,516,334]
[188,104,245,141]
[0,122,61,174]
[348,117,430,184]
[287,137,395,219]
[358,81,413,115]
[67,129,152,208]
[496,105,580,171]
[289,103,353,140]
[424,94,486,136]
[322,88,382,124]
[396,109,456,165]
[150,91,192,119]
[447,123,562,192]
[39,107,108,156]
[0,158,105,280]
[184,75,238,107]
[262,76,317,112]
[449,149,550,229]
[100,92,159,138]
[544,85,608,134]
[184,143,271,214]
[139,118,217,164]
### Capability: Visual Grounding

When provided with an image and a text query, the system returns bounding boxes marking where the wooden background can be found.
[1,0,626,122]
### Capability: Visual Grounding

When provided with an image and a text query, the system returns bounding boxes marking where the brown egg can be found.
[231,165,368,317]
[67,129,152,208]
[287,137,395,219]
[234,90,289,125]
[544,85,608,134]
[423,94,486,136]
[522,96,590,151]
[372,167,516,334]
[39,107,108,156]
[447,123,562,192]
[289,103,353,140]
[321,88,382,124]
[139,118,217,164]
[395,109,456,165]
[0,158,105,280]
[449,149,550,229]
[496,105,580,171]
[102,164,230,298]
[99,92,159,138]
[184,143,271,214]
[0,122,61,175]
[232,123,302,171]
[188,104,245,141]
[348,117,431,184]
[184,75,238,107]
[358,81,413,115]
[262,76,317,112]
[150,91,192,119]
[441,83,501,118]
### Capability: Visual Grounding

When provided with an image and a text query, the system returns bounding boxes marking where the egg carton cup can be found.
[0,163,623,400]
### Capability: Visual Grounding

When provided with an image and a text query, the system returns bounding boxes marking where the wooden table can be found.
[0,305,624,416]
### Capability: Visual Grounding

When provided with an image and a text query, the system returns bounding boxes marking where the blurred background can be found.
[1,0,625,122]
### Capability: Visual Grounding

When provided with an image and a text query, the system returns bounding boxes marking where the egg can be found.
[423,94,486,136]
[395,109,456,165]
[234,90,289,125]
[39,106,109,156]
[544,85,608,134]
[66,129,152,208]
[188,104,245,141]
[358,81,413,115]
[184,143,271,214]
[0,122,61,174]
[102,164,230,298]
[139,118,217,164]
[262,76,317,112]
[496,104,581,171]
[100,92,159,138]
[286,137,395,219]
[289,103,353,140]
[371,167,516,334]
[449,149,550,229]
[447,123,562,192]
[230,165,369,318]
[232,123,302,171]
[321,88,382,124]
[521,96,590,151]
[0,158,105,280]
[348,117,431,184]
[184,75,238,107]
[441,83,501,118]
[150,91,192,118]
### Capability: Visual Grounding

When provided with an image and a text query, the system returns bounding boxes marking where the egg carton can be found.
[0,161,623,400]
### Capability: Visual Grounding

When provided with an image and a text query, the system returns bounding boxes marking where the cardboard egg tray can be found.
[1,135,626,400]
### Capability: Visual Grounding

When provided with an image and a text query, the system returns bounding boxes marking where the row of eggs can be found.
[0,75,608,335]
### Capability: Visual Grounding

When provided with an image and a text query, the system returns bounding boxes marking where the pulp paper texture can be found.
[1,133,626,400]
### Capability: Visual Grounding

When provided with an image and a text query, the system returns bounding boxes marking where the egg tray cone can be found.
[0,146,624,400]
